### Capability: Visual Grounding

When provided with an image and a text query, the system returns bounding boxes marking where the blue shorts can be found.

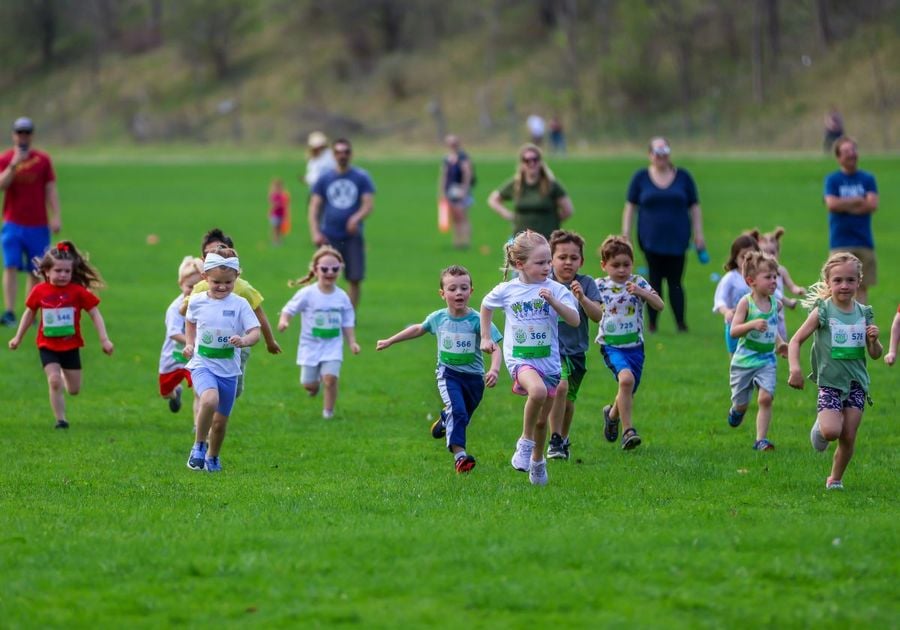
[1,222,50,271]
[190,367,239,417]
[600,344,645,394]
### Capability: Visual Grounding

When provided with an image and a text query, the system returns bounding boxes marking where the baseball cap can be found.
[308,131,328,149]
[13,117,34,133]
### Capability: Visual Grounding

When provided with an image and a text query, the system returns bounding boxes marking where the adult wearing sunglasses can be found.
[0,117,61,327]
[308,137,375,309]
[622,137,705,333]
[487,144,573,240]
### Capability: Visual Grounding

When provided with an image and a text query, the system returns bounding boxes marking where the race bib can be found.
[198,327,236,359]
[439,331,476,365]
[312,309,342,339]
[42,307,75,337]
[172,341,188,364]
[603,307,640,346]
[512,323,551,359]
[830,318,865,360]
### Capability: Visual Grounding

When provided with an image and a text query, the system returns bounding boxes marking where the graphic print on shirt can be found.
[509,298,553,359]
[326,179,359,210]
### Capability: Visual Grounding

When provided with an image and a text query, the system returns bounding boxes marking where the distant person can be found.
[713,231,760,355]
[303,131,336,191]
[622,137,706,333]
[526,114,546,146]
[268,178,290,246]
[159,256,203,417]
[308,138,375,308]
[278,245,360,420]
[487,144,573,240]
[758,227,806,340]
[823,136,878,305]
[823,106,844,153]
[437,134,475,249]
[7,241,114,430]
[0,117,61,327]
[548,115,566,154]
[376,265,502,474]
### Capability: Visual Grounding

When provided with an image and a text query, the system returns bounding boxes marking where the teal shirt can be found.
[731,295,779,369]
[422,308,502,375]
[810,298,873,395]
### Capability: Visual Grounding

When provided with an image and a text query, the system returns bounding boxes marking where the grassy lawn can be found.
[1,153,898,627]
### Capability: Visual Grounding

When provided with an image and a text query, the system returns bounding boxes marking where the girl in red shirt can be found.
[8,241,114,428]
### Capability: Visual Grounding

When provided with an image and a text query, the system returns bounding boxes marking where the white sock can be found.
[455,451,467,461]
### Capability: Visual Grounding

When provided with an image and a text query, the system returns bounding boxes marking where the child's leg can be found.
[561,400,576,438]
[830,408,863,482]
[548,379,569,436]
[43,363,67,420]
[61,368,82,395]
[194,389,219,444]
[755,388,773,441]
[206,376,238,457]
[517,369,548,443]
[817,408,845,442]
[208,412,229,457]
[533,396,555,462]
[301,365,320,396]
[608,369,635,431]
[322,374,338,413]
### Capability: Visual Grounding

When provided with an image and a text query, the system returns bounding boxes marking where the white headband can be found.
[203,253,240,272]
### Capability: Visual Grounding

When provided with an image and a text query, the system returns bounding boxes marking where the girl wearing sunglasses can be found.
[278,245,361,419]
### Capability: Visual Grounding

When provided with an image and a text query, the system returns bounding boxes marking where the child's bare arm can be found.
[183,321,197,359]
[254,307,282,354]
[865,324,882,360]
[87,307,114,355]
[729,298,766,338]
[343,326,361,354]
[485,340,502,387]
[886,313,900,366]
[628,282,664,312]
[376,324,426,350]
[7,308,36,349]
[277,311,292,332]
[479,307,496,353]
[230,326,260,348]
[780,265,805,296]
[788,309,819,388]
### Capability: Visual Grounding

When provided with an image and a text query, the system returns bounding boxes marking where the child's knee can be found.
[322,374,338,387]
[758,389,773,407]
[617,369,635,389]
[200,391,219,410]
[47,372,64,392]
[820,423,842,441]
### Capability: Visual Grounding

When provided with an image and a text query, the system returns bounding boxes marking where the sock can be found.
[520,437,535,447]
[455,451,467,461]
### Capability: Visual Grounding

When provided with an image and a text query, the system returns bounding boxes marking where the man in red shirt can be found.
[0,117,61,326]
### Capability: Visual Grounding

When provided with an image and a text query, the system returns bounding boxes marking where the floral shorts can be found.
[817,382,866,412]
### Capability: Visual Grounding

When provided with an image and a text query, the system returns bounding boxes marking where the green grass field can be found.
[1,154,898,627]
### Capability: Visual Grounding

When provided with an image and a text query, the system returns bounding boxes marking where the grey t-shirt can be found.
[551,272,600,355]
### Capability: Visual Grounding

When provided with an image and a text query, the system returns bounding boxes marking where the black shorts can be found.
[328,235,366,282]
[39,347,82,370]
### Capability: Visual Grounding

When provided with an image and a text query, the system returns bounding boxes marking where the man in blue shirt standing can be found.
[308,137,375,308]
[823,136,879,304]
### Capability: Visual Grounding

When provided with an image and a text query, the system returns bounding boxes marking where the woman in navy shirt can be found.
[622,137,706,332]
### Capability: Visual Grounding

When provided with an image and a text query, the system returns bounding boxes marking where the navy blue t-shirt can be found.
[312,167,376,241]
[823,169,878,249]
[627,168,699,256]
[443,150,471,192]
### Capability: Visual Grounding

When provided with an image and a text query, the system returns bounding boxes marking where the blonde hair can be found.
[801,252,862,310]
[289,245,344,287]
[501,230,549,280]
[178,256,203,283]
[758,226,785,257]
[513,144,555,198]
[741,251,779,278]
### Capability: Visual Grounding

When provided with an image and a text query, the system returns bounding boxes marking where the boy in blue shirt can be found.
[376,265,502,473]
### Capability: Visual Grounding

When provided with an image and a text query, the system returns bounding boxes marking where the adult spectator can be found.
[622,137,705,333]
[824,136,878,305]
[0,117,61,327]
[823,106,844,154]
[487,143,573,240]
[303,131,336,191]
[438,134,474,249]
[308,138,374,308]
[549,115,566,155]
[526,114,546,146]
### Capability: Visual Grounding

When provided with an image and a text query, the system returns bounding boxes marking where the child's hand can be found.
[784,297,798,309]
[538,287,552,301]
[375,339,391,351]
[625,282,641,296]
[570,281,584,301]
[229,335,244,347]
[788,369,805,389]
[777,340,788,358]
[277,321,288,333]
[182,344,194,359]
[350,341,361,354]
[724,308,735,324]
[794,286,807,296]
[480,340,496,354]
[8,336,21,350]
[866,324,880,341]
[266,340,282,354]
[101,339,114,356]
[484,368,499,388]
[885,351,896,366]
[751,320,768,332]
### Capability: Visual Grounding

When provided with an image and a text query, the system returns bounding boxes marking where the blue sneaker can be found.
[753,438,775,451]
[187,442,207,470]
[0,310,15,327]
[431,410,447,439]
[168,386,183,413]
[204,456,222,472]
[728,408,745,428]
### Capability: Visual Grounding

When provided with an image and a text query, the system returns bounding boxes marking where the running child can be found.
[159,256,203,415]
[596,236,664,450]
[788,252,882,490]
[480,230,579,486]
[758,226,806,340]
[183,249,260,472]
[269,178,291,246]
[278,245,360,419]
[726,251,788,451]
[713,231,760,353]
[376,265,502,472]
[8,241,114,428]
[886,305,900,366]
[546,229,604,460]
[181,228,282,398]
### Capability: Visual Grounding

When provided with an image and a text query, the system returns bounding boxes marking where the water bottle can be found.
[697,247,710,264]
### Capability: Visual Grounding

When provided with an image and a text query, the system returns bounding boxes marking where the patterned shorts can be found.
[817,382,866,412]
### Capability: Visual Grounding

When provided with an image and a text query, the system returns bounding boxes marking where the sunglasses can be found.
[14,130,33,135]
[319,265,341,273]
[521,156,540,165]
[333,148,351,155]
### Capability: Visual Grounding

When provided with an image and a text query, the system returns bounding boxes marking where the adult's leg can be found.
[3,267,17,313]
[664,253,687,328]
[643,251,664,329]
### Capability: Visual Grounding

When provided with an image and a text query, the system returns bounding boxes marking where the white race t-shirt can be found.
[159,293,188,374]
[713,270,750,312]
[481,277,576,377]
[186,292,260,377]
[281,284,355,366]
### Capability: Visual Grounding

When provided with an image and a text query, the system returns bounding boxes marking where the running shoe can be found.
[511,438,534,472]
[204,456,222,472]
[825,477,843,490]
[187,442,207,471]
[529,459,548,485]
[603,404,620,442]
[169,386,183,413]
[753,438,775,451]
[621,427,642,450]
[54,419,69,430]
[0,310,16,327]
[728,408,745,428]
[431,410,447,439]
[547,432,567,460]
[455,454,476,473]
[810,419,828,452]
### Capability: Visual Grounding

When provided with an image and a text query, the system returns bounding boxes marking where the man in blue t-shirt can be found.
[308,137,375,308]
[823,136,879,304]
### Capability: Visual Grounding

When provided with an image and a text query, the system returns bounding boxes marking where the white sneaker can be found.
[511,438,534,472]
[810,419,828,452]
[529,459,548,485]
[323,409,334,419]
